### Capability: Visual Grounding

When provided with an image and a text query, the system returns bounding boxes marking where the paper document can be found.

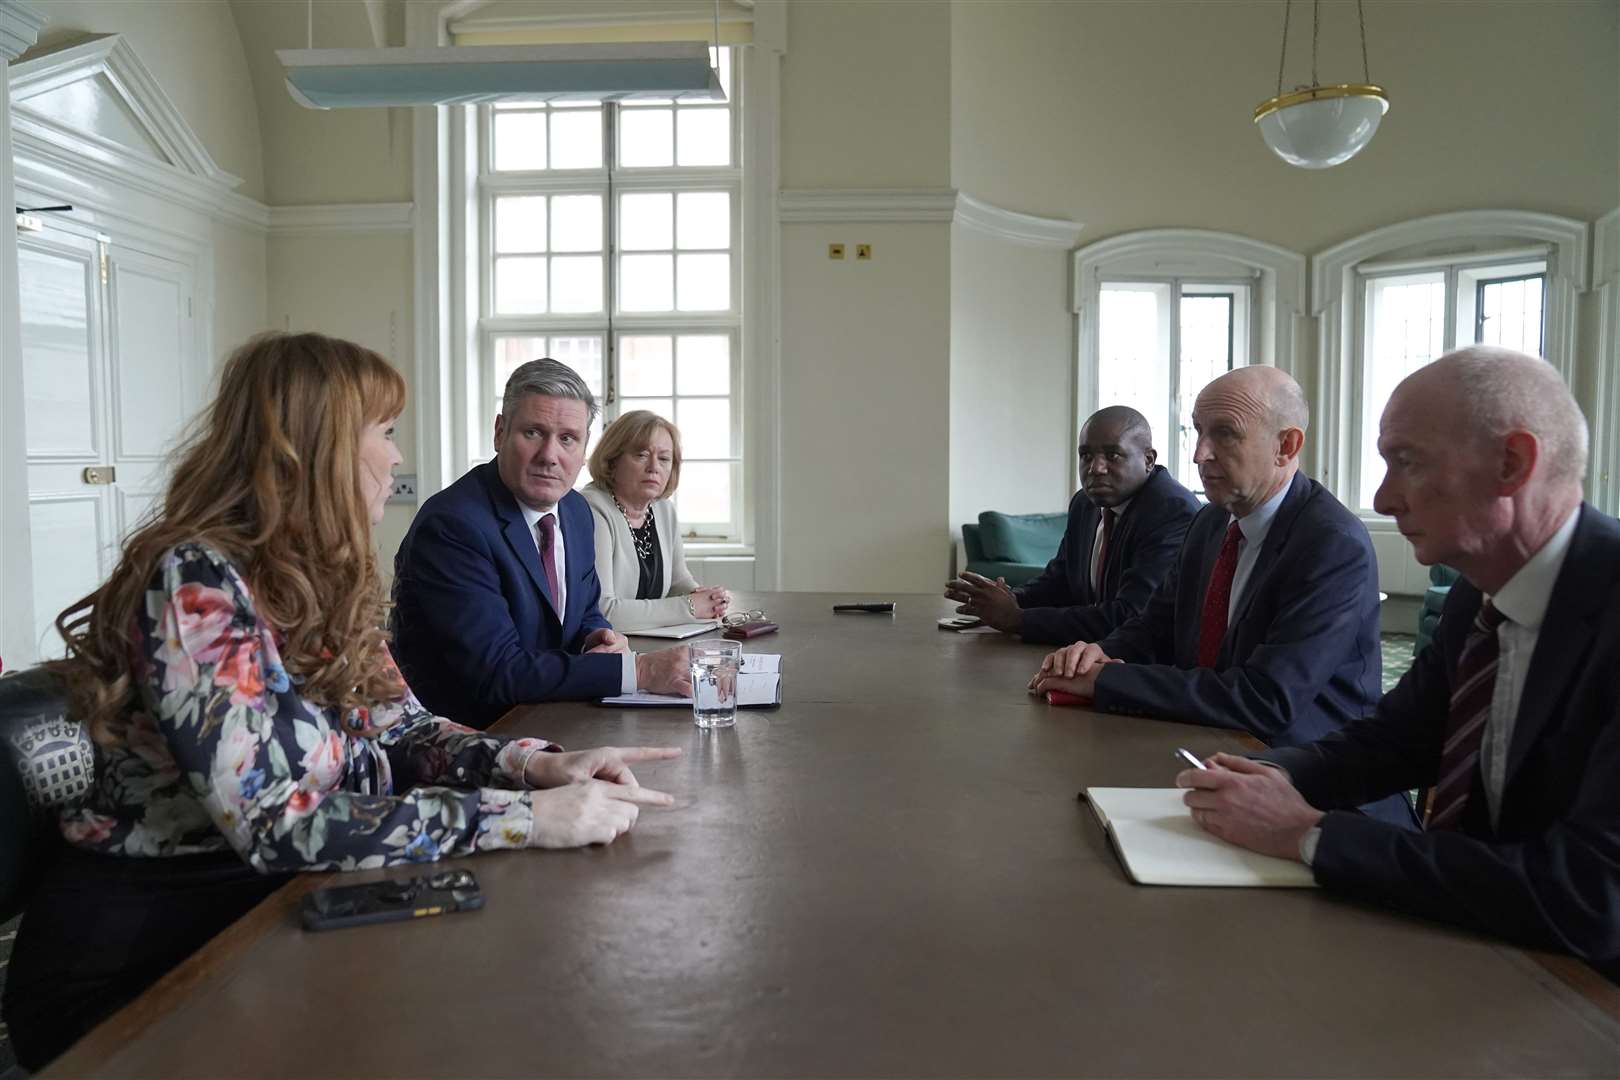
[601,672,781,709]
[1084,787,1317,888]
[625,621,721,640]
[740,653,781,673]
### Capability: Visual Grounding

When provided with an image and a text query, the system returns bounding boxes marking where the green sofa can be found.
[1414,564,1460,656]
[961,510,1067,587]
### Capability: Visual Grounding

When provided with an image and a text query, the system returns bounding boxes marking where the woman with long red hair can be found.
[2,332,679,1069]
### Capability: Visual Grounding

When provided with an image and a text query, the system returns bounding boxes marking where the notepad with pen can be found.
[1082,787,1316,888]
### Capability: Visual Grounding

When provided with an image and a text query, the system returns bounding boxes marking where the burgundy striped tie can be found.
[1195,522,1243,669]
[536,514,560,608]
[1426,600,1506,831]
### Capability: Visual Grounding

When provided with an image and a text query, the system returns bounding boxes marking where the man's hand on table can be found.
[1177,753,1323,862]
[635,644,692,696]
[584,628,630,654]
[943,571,1024,633]
[1027,641,1120,698]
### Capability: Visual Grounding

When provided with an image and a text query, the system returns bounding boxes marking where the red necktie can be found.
[1092,508,1116,592]
[1426,600,1506,831]
[536,514,560,608]
[1195,521,1243,668]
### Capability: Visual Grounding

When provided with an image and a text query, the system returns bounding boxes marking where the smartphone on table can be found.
[301,868,484,931]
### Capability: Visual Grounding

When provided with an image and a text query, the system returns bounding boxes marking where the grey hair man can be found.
[1178,347,1620,978]
[392,358,691,728]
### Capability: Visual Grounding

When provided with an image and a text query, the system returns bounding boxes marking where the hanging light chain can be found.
[1311,0,1320,87]
[1276,0,1292,96]
[1357,0,1371,83]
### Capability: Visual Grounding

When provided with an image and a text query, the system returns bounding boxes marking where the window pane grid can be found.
[480,49,742,539]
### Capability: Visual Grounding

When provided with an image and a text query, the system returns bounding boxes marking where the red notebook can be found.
[1044,690,1093,707]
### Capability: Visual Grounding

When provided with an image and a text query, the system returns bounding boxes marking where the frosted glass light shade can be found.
[1254,84,1389,169]
[278,42,724,109]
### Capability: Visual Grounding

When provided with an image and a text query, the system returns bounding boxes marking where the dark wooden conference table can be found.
[48,593,1620,1078]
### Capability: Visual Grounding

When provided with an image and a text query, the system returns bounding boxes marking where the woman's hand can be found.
[688,585,731,620]
[525,745,683,789]
[526,780,675,848]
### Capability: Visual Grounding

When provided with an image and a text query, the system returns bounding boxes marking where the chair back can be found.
[0,667,94,922]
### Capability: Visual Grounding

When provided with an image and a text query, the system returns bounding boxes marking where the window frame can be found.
[473,50,747,543]
[1073,229,1307,496]
[1313,211,1588,524]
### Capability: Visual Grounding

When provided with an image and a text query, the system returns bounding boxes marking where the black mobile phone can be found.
[301,869,484,931]
[832,602,896,613]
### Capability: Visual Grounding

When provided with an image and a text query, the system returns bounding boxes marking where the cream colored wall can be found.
[950,0,1618,250]
[267,232,416,573]
[211,220,270,360]
[780,0,951,188]
[778,223,951,591]
[775,0,955,590]
[29,0,267,201]
[229,0,412,205]
[948,224,1073,569]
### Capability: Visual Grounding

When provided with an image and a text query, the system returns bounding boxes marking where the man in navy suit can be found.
[392,359,691,729]
[944,407,1199,645]
[1180,348,1620,977]
[1033,366,1412,827]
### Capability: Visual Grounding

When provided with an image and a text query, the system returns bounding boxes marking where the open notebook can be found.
[624,621,722,640]
[600,653,782,709]
[1083,787,1317,888]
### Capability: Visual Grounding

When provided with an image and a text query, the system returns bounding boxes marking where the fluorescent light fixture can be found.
[277,42,724,109]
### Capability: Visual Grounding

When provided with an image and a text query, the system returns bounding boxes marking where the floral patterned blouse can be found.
[59,543,555,873]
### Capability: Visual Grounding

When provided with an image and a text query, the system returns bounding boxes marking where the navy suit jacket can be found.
[1094,470,1414,827]
[1261,505,1620,979]
[391,462,620,729]
[1014,465,1199,645]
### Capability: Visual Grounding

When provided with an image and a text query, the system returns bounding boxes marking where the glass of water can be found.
[691,639,742,729]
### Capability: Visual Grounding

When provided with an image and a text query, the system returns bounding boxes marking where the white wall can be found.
[29,0,267,201]
[947,223,1073,570]
[776,0,955,590]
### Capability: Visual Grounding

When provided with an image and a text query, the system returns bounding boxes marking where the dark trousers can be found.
[2,846,289,1071]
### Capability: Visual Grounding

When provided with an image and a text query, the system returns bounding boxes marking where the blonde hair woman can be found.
[583,410,730,631]
[3,333,678,1070]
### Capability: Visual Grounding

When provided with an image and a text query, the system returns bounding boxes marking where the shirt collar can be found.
[1489,506,1580,630]
[1231,477,1291,546]
[519,502,559,532]
[1104,495,1133,519]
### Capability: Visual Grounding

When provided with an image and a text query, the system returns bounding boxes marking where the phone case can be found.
[722,620,779,640]
[301,869,484,931]
[1044,690,1093,707]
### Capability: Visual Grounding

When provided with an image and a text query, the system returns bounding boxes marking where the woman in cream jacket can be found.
[583,410,731,631]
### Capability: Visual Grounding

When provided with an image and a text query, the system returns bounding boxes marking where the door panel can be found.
[27,497,107,659]
[18,242,100,457]
[110,252,190,459]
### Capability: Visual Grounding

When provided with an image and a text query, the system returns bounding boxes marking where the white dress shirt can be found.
[1226,479,1291,624]
[519,501,638,693]
[1301,505,1581,864]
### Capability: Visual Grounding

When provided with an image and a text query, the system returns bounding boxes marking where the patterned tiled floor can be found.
[1382,632,1418,693]
[0,633,1428,1071]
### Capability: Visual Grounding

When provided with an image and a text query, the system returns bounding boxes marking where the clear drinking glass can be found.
[691,639,741,729]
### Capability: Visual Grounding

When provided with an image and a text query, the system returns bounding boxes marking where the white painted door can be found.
[18,228,195,658]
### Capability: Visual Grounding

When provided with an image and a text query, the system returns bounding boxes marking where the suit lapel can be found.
[1504,507,1610,785]
[1076,497,1102,604]
[1225,471,1310,639]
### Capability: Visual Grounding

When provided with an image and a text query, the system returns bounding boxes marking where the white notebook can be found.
[624,621,722,640]
[600,655,783,709]
[1084,787,1317,888]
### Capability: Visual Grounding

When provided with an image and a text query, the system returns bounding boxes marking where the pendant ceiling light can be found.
[1253,0,1388,169]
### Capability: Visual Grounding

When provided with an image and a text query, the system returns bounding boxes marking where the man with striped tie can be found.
[1179,346,1620,979]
